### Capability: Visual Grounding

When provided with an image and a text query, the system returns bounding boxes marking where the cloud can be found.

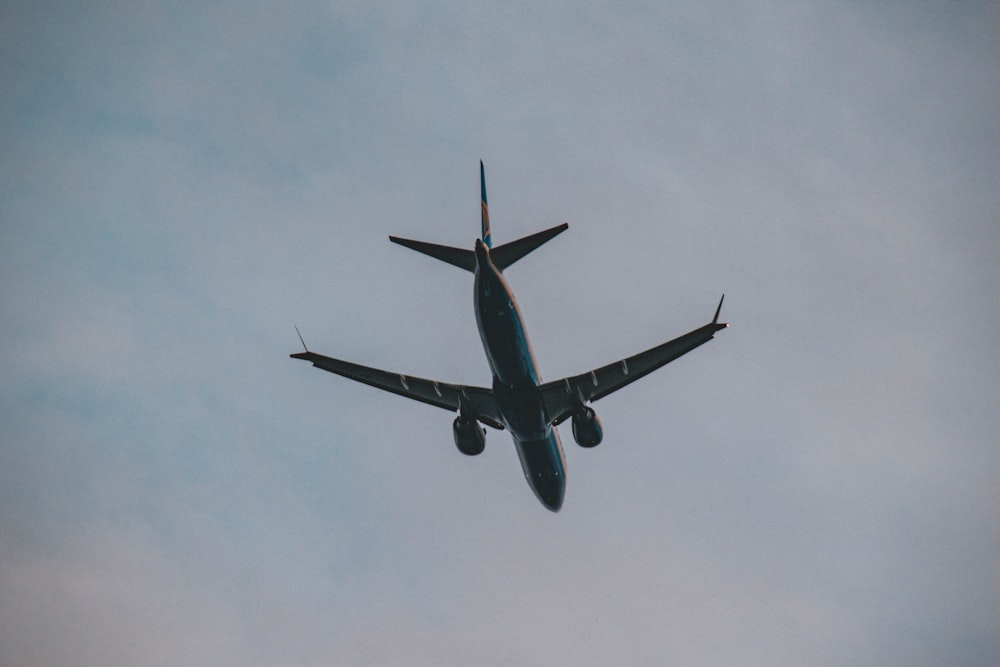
[2,2,998,665]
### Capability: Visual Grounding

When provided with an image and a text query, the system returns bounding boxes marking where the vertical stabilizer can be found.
[480,160,492,248]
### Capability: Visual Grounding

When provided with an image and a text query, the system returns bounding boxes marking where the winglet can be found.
[712,294,727,327]
[294,325,309,352]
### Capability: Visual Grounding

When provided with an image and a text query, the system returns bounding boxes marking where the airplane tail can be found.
[481,160,491,249]
[388,235,478,272]
[489,223,568,270]
[388,162,568,272]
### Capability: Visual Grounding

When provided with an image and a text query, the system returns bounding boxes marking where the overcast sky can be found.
[2,2,998,665]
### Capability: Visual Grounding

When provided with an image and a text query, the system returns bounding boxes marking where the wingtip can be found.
[294,325,309,352]
[713,294,726,326]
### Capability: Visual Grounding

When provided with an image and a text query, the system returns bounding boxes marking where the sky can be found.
[2,2,998,665]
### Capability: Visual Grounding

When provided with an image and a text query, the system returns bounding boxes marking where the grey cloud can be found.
[2,1,998,665]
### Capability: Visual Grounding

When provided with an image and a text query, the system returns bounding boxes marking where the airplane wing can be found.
[290,350,504,429]
[538,296,728,426]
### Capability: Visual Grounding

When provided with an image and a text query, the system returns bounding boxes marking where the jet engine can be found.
[571,406,603,448]
[453,416,486,456]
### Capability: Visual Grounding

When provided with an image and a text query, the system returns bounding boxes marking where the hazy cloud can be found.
[2,2,998,665]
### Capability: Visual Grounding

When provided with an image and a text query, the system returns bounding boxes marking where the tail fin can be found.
[388,161,569,272]
[481,160,491,249]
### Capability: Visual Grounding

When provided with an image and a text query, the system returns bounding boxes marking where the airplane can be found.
[291,162,727,511]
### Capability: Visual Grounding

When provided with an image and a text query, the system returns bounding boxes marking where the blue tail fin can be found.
[389,161,568,272]
[480,160,491,249]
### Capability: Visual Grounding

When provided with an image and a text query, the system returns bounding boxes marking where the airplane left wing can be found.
[290,350,504,429]
[538,296,727,426]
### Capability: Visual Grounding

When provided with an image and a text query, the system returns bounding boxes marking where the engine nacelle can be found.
[571,406,603,448]
[453,416,486,456]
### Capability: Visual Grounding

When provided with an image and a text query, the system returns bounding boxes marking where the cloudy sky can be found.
[2,2,998,665]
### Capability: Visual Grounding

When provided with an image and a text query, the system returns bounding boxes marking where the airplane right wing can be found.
[290,349,504,429]
[538,296,728,425]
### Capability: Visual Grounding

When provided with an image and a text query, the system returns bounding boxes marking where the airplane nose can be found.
[537,475,565,512]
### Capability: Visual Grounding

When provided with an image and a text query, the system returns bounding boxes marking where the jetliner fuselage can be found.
[473,238,566,510]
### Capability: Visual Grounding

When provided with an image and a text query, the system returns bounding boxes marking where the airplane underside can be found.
[290,161,726,511]
[515,431,566,511]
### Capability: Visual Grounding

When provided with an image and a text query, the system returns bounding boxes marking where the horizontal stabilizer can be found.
[491,223,569,271]
[388,236,476,272]
[390,222,569,273]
